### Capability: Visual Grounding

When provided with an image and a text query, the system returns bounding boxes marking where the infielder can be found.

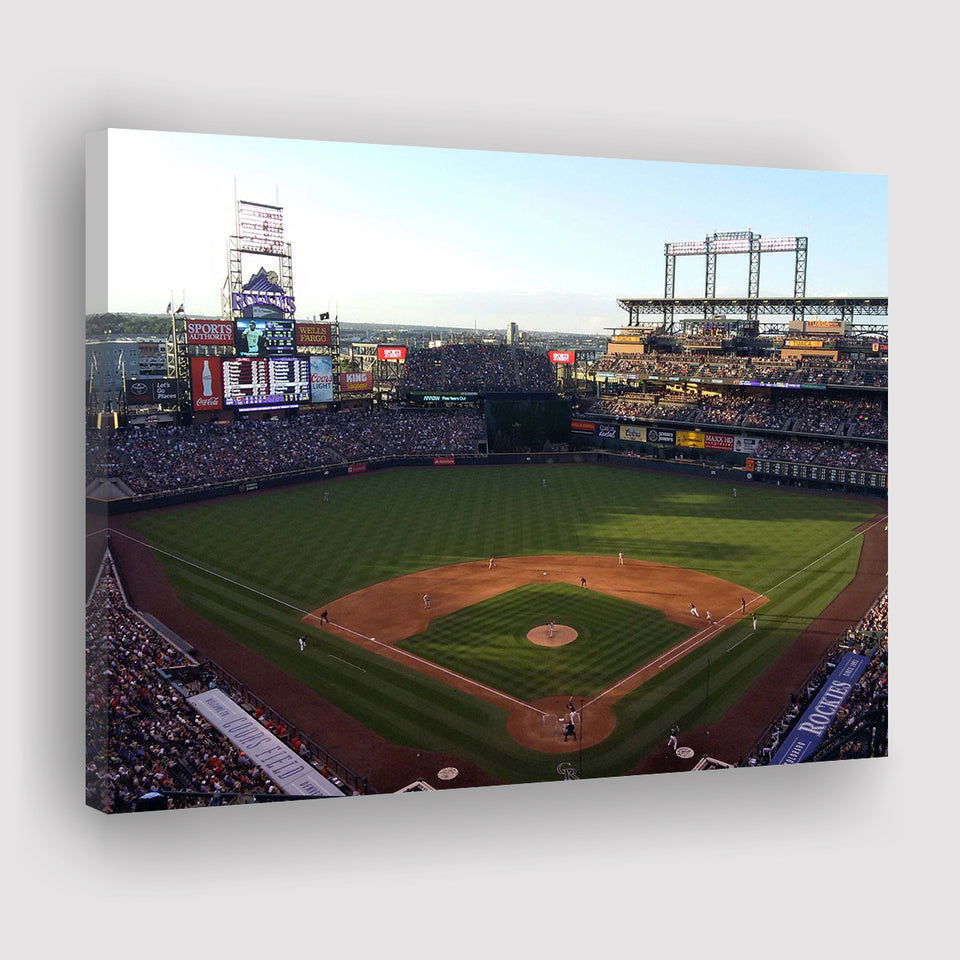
[618,551,624,565]
[690,602,700,618]
[752,613,758,630]
[667,724,679,750]
[423,593,431,609]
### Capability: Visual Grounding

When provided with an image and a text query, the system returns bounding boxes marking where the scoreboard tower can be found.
[170,198,342,421]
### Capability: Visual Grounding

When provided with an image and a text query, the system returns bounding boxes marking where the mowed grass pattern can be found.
[399,583,690,701]
[124,463,883,783]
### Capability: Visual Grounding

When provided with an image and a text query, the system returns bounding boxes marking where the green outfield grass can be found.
[398,582,690,701]
[124,462,882,784]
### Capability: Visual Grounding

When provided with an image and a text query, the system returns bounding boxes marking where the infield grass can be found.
[124,462,883,784]
[398,582,690,701]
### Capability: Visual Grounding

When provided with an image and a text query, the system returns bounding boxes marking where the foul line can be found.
[303,611,549,718]
[327,655,366,672]
[584,513,887,710]
[110,528,548,719]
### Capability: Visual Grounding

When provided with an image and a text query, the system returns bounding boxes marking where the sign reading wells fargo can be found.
[295,322,332,347]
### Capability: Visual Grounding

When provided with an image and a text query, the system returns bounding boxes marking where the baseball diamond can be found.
[99,462,886,792]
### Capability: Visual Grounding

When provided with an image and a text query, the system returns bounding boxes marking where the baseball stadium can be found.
[85,205,888,812]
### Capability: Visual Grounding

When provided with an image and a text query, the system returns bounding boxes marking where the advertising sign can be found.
[191,356,223,412]
[645,427,675,444]
[125,378,153,403]
[548,350,576,364]
[596,422,618,439]
[347,463,367,474]
[676,430,706,448]
[296,322,332,347]
[188,688,343,796]
[433,457,455,466]
[309,355,334,403]
[231,290,297,318]
[235,318,295,357]
[340,371,374,393]
[704,432,736,452]
[619,424,646,442]
[770,654,870,764]
[735,438,761,454]
[571,419,595,433]
[186,319,235,346]
[126,378,179,403]
[377,345,407,361]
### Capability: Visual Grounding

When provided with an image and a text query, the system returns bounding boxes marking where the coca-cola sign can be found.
[190,356,223,411]
[186,320,235,345]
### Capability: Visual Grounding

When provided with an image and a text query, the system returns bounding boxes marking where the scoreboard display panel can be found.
[234,318,295,357]
[222,358,272,406]
[266,356,311,402]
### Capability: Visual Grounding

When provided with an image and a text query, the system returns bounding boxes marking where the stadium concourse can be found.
[85,340,888,810]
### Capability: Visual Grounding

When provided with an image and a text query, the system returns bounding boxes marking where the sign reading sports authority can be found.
[186,319,235,346]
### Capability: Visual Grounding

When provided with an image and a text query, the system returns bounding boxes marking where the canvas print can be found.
[85,129,888,814]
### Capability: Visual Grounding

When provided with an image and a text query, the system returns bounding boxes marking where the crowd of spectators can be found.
[594,352,888,388]
[400,343,556,393]
[582,391,887,441]
[87,407,487,495]
[86,554,361,813]
[744,590,888,767]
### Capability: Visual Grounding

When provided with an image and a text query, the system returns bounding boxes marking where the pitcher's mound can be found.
[527,624,578,647]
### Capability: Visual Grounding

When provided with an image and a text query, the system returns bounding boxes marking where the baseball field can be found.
[105,462,886,791]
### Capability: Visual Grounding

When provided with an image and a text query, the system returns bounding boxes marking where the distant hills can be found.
[86,313,606,349]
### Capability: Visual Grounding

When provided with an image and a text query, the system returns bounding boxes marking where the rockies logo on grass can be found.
[557,761,580,780]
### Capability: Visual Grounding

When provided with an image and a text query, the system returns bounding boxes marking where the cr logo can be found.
[557,761,580,780]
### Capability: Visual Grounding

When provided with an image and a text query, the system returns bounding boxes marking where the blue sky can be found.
[102,128,887,334]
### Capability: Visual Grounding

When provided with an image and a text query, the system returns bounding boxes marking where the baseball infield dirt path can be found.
[304,555,765,754]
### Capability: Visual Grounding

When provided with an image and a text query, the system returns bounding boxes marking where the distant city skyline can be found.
[97,129,888,336]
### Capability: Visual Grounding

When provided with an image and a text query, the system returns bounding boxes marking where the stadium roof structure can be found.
[615,296,888,333]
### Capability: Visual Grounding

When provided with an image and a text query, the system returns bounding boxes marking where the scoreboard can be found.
[222,358,270,405]
[749,458,887,489]
[267,357,310,402]
[222,356,310,406]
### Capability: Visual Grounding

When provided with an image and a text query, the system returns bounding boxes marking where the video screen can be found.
[234,318,295,357]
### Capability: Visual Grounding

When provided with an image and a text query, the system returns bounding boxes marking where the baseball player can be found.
[298,635,306,652]
[489,557,496,569]
[423,593,431,609]
[690,602,700,618]
[618,551,624,565]
[667,723,679,750]
[740,597,746,614]
[752,613,758,631]
[563,720,576,741]
[706,610,712,625]
[580,576,587,588]
[548,620,555,638]
[320,609,329,623]
[323,491,329,502]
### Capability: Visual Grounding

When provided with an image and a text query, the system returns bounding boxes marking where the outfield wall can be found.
[86,448,886,518]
